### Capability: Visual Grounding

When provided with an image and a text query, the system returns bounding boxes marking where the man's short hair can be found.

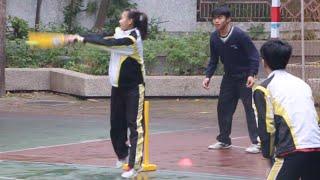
[211,5,231,18]
[260,40,292,70]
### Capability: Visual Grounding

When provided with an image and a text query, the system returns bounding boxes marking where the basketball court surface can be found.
[0,92,269,179]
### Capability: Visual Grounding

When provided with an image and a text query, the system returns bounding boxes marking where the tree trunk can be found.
[0,0,6,96]
[93,0,110,32]
[68,0,75,33]
[35,0,42,31]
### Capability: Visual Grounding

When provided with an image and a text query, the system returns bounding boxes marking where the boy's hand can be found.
[202,78,211,90]
[246,76,255,88]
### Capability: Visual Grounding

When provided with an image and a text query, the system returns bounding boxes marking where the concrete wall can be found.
[8,0,195,32]
[5,68,320,98]
[5,68,222,97]
[131,0,197,32]
[254,41,320,57]
[7,0,97,30]
[6,68,50,90]
[6,0,320,37]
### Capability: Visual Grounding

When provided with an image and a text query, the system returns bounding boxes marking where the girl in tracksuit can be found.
[72,9,148,178]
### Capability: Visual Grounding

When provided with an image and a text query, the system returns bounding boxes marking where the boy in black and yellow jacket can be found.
[253,39,320,180]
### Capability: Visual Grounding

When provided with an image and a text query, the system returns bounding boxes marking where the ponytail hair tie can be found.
[139,14,144,21]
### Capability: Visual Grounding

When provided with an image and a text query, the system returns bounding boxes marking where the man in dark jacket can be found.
[203,6,260,153]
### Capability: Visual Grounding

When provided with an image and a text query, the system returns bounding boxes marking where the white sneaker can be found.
[245,144,261,154]
[208,142,231,149]
[121,169,138,178]
[115,156,128,169]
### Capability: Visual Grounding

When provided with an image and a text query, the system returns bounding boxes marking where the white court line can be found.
[234,136,254,149]
[231,136,250,149]
[231,145,246,149]
[0,126,216,154]
[151,126,216,135]
[0,160,108,169]
[0,139,107,154]
[0,128,248,154]
[0,176,23,180]
[231,136,248,140]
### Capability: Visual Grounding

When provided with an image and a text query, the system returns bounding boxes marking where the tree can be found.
[0,0,6,96]
[63,0,83,33]
[103,0,136,32]
[65,0,76,33]
[93,0,110,32]
[35,0,42,31]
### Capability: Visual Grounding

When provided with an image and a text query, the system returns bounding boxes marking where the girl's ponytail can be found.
[125,9,148,40]
[137,12,148,40]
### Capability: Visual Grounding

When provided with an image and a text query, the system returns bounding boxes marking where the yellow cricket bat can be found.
[26,32,68,49]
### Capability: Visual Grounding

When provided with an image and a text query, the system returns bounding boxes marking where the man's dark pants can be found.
[216,73,259,145]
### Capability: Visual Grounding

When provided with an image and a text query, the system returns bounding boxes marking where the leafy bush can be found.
[5,0,225,76]
[63,45,109,75]
[86,1,98,15]
[292,30,318,40]
[247,23,267,40]
[148,18,162,40]
[144,32,224,75]
[6,32,225,76]
[6,39,109,75]
[63,0,84,33]
[103,0,137,32]
[7,16,29,39]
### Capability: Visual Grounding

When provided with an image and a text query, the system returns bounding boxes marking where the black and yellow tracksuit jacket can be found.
[253,70,320,159]
[82,27,145,88]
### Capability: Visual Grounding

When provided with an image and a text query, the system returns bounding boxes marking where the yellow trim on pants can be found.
[133,84,145,170]
[267,157,284,180]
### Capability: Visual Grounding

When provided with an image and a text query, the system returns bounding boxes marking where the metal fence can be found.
[197,0,320,22]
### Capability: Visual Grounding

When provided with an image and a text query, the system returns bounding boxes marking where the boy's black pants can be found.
[110,84,145,170]
[268,151,320,180]
[216,73,259,145]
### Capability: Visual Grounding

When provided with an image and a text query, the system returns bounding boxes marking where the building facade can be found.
[6,0,320,39]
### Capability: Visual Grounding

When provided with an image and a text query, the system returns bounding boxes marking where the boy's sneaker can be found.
[208,142,231,149]
[245,144,261,154]
[115,156,128,169]
[121,168,138,178]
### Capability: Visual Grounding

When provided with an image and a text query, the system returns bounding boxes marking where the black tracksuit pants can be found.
[110,84,145,170]
[268,151,320,180]
[216,73,259,145]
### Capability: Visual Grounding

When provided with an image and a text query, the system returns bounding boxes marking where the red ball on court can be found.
[178,158,193,167]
